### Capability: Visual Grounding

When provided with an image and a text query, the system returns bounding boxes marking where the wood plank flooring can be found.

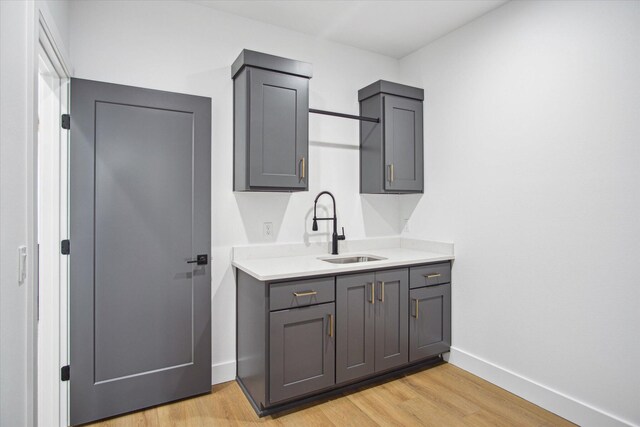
[88,364,574,426]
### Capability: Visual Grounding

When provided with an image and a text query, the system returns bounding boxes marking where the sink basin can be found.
[319,255,387,264]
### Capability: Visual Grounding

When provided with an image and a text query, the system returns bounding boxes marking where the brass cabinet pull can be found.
[379,281,385,302]
[293,290,317,297]
[369,282,375,305]
[387,164,395,182]
[300,156,306,180]
[413,299,419,319]
[328,314,334,337]
[424,273,442,279]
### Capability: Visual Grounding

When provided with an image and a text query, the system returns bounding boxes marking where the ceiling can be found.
[192,0,508,58]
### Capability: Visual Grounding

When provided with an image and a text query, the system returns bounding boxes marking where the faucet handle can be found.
[338,227,346,240]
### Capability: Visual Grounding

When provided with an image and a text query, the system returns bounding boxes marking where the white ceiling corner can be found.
[190,0,508,59]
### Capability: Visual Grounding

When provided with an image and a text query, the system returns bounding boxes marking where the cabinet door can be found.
[383,95,423,192]
[374,269,408,372]
[269,303,334,404]
[409,284,451,362]
[336,273,375,384]
[248,68,308,190]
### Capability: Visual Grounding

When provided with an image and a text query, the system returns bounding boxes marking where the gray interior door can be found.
[248,68,308,189]
[69,78,211,425]
[269,303,335,404]
[384,95,423,192]
[374,269,408,372]
[336,273,375,384]
[409,284,451,362]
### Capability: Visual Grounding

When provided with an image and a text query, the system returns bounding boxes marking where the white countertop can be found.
[232,237,454,281]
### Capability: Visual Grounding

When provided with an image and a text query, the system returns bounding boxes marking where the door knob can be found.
[187,254,208,265]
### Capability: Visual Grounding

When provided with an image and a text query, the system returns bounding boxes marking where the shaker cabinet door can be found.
[383,95,423,193]
[409,283,451,362]
[336,273,376,384]
[248,68,308,190]
[269,303,335,404]
[374,269,408,372]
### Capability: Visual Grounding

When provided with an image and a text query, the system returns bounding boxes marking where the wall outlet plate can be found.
[263,222,273,240]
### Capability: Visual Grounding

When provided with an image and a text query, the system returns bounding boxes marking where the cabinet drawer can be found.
[270,277,335,311]
[410,263,451,288]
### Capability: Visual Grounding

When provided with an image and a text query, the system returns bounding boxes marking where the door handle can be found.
[413,298,419,319]
[187,254,208,265]
[328,314,334,337]
[299,156,306,181]
[378,281,385,302]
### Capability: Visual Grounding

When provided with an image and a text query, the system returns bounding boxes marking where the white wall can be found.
[1,1,70,425]
[399,1,640,425]
[68,0,401,383]
[1,2,32,424]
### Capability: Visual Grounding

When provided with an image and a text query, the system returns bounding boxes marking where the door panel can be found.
[269,303,335,404]
[409,284,451,362]
[384,95,423,192]
[249,68,308,189]
[336,273,375,384]
[374,269,408,372]
[70,78,211,425]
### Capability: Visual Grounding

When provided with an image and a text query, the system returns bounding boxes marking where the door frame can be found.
[32,6,71,427]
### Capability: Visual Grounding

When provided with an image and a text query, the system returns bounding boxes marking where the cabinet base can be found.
[237,354,446,417]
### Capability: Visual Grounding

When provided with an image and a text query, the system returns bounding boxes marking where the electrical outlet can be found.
[403,218,410,233]
[263,222,273,240]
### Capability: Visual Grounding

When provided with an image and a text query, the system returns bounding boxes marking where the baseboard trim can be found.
[448,347,634,427]
[211,360,236,385]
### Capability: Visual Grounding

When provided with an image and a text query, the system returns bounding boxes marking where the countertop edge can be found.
[232,254,455,282]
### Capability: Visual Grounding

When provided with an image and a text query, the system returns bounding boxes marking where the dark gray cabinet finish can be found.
[270,277,335,311]
[409,263,451,288]
[409,283,451,362]
[232,50,312,192]
[374,269,409,372]
[336,273,375,384]
[269,302,335,403]
[336,269,408,385]
[359,80,424,194]
[236,261,450,415]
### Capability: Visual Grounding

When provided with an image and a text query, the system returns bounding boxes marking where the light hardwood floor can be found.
[88,364,574,426]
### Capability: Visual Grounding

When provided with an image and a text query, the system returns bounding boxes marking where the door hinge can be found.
[61,365,70,381]
[61,239,70,255]
[61,114,70,130]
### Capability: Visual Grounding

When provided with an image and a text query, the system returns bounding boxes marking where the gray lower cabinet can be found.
[269,303,335,403]
[409,283,451,362]
[236,261,450,415]
[336,273,375,383]
[375,269,409,371]
[336,269,408,385]
[232,49,312,192]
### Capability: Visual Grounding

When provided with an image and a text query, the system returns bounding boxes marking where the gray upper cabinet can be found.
[359,80,424,194]
[232,50,312,192]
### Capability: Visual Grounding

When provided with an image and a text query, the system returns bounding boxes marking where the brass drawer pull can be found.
[293,290,317,297]
[330,314,334,337]
[424,273,442,279]
[413,299,419,319]
[369,282,375,305]
[300,156,306,180]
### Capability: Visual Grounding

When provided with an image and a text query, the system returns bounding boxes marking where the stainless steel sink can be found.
[319,255,387,264]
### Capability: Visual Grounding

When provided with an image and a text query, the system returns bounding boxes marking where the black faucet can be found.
[312,191,346,255]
